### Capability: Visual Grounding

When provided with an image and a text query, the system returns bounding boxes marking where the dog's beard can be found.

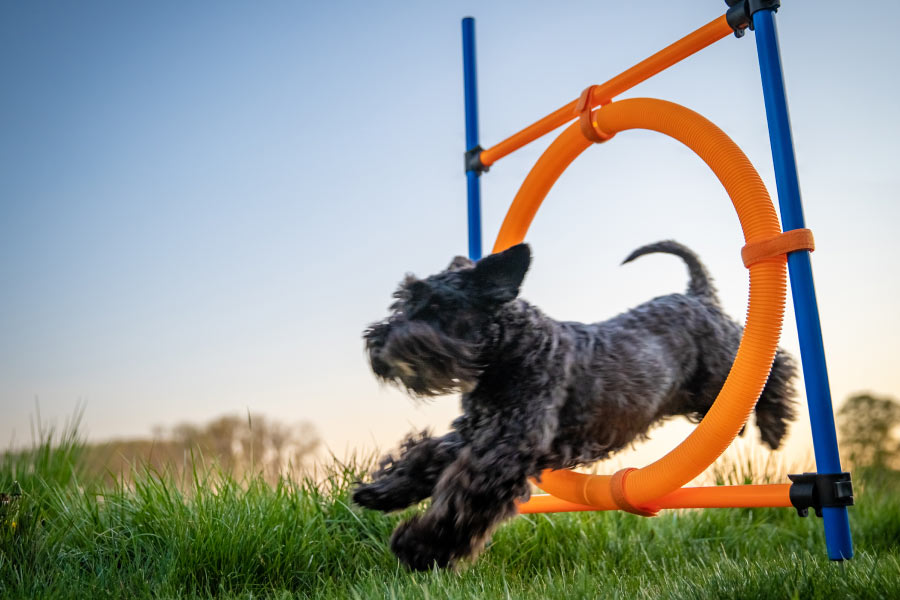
[365,320,483,397]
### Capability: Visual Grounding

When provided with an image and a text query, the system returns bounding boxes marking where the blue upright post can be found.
[752,7,853,560]
[462,16,483,260]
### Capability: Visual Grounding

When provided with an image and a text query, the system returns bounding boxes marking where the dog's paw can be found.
[352,482,389,511]
[390,516,454,571]
[352,481,410,512]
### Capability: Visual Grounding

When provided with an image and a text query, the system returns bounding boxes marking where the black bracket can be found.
[788,472,854,518]
[725,0,781,38]
[465,145,489,175]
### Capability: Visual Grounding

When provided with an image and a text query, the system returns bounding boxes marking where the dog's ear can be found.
[471,243,531,303]
[446,255,475,272]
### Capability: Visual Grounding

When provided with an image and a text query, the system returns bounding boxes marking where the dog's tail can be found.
[622,240,717,300]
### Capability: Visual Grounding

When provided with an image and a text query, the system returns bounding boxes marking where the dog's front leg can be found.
[353,430,464,512]
[389,439,533,570]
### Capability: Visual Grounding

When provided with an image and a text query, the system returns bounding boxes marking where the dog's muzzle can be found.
[364,319,483,396]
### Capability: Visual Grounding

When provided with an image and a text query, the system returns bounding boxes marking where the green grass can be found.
[1,422,898,599]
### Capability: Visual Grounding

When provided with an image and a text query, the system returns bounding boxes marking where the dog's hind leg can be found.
[353,430,464,512]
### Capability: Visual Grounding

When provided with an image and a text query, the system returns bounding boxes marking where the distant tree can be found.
[202,415,244,470]
[837,393,900,470]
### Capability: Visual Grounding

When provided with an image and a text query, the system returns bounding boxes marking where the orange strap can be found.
[610,468,659,517]
[576,86,614,144]
[741,228,815,268]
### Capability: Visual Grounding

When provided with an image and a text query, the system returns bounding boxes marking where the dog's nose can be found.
[364,321,389,349]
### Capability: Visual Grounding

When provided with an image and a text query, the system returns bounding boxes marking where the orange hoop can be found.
[501,98,790,511]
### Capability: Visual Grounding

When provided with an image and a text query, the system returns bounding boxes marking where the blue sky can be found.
[2,1,898,469]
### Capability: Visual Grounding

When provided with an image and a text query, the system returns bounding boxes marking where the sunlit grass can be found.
[1,420,898,599]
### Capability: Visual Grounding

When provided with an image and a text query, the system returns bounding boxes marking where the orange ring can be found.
[576,86,614,143]
[741,228,814,267]
[500,98,788,510]
[610,468,659,517]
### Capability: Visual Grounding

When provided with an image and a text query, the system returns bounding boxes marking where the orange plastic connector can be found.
[576,86,614,143]
[498,98,790,513]
[741,228,815,267]
[610,468,659,516]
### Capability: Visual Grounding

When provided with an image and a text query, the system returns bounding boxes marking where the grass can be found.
[1,421,898,599]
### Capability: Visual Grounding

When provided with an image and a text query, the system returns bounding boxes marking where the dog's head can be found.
[364,243,531,397]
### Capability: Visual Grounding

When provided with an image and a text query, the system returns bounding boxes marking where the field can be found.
[1,423,898,599]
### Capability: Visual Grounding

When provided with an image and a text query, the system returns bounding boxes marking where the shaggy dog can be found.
[354,241,796,570]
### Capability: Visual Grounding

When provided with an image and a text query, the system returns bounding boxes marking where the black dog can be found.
[355,241,796,570]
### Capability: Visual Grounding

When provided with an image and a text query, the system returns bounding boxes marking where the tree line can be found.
[82,413,320,484]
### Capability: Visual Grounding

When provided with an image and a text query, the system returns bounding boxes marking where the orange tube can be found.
[479,15,732,167]
[495,98,788,511]
[518,485,792,514]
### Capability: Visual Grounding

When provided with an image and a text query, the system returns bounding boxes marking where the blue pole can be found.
[752,8,853,561]
[462,16,483,260]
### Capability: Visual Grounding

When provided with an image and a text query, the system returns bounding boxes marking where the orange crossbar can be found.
[518,484,792,514]
[479,15,733,167]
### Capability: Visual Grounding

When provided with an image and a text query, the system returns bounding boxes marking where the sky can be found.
[2,1,899,472]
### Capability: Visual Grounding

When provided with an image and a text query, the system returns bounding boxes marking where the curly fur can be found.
[356,241,797,570]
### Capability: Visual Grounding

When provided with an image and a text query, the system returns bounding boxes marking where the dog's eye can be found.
[410,300,442,321]
[417,302,436,315]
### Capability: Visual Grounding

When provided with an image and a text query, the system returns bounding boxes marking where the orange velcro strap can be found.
[576,86,614,144]
[610,468,659,517]
[741,228,815,268]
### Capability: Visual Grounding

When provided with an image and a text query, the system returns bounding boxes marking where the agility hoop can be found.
[501,98,795,513]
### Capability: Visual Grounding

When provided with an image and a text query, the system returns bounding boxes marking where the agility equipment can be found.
[460,1,853,560]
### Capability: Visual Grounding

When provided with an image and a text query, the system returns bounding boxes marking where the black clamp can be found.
[725,0,781,38]
[465,145,489,175]
[788,472,854,518]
